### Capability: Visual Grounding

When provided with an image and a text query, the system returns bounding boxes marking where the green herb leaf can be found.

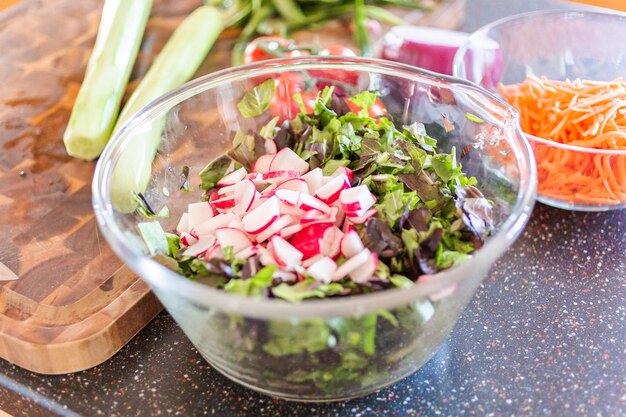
[348,91,378,115]
[263,318,331,356]
[465,112,485,123]
[272,278,344,302]
[224,265,277,298]
[198,155,231,191]
[237,78,276,118]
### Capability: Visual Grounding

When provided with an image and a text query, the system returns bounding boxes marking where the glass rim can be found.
[92,56,537,319]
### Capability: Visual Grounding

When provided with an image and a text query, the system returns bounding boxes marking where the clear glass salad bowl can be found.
[453,10,626,211]
[93,57,536,402]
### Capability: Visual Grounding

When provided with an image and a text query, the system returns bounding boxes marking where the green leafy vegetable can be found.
[272,278,344,302]
[199,155,231,191]
[224,265,277,298]
[137,221,168,256]
[237,79,276,118]
[465,112,485,123]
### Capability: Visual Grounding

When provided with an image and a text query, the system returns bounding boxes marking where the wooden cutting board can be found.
[0,0,465,374]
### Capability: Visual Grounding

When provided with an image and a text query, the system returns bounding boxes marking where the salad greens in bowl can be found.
[93,57,536,401]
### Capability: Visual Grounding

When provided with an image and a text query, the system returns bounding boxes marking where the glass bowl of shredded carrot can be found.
[454,10,626,211]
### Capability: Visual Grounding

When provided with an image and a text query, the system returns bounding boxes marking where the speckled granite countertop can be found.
[2,1,625,416]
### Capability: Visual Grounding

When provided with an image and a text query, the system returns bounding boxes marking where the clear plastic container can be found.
[93,57,536,401]
[454,10,626,211]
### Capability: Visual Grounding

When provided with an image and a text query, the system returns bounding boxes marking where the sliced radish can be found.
[251,154,274,173]
[298,193,331,214]
[192,212,238,237]
[274,189,300,206]
[188,202,214,228]
[339,185,376,217]
[314,174,350,204]
[255,215,294,243]
[331,201,346,228]
[349,252,378,283]
[302,254,324,268]
[275,178,309,194]
[231,180,257,215]
[279,202,305,218]
[227,218,245,231]
[269,148,309,175]
[257,245,277,266]
[306,256,338,283]
[265,139,278,154]
[217,183,238,197]
[217,167,247,186]
[210,196,236,212]
[204,244,223,261]
[341,230,365,258]
[180,232,198,247]
[319,226,343,258]
[288,223,333,260]
[280,223,304,239]
[262,170,299,184]
[183,237,217,257]
[176,213,189,235]
[271,236,304,270]
[235,245,259,259]
[300,209,334,226]
[215,227,252,253]
[301,168,323,193]
[342,220,356,234]
[242,196,281,234]
[273,270,296,282]
[249,192,264,210]
[332,166,354,183]
[346,208,377,224]
[332,249,372,281]
[261,183,279,196]
[321,176,335,186]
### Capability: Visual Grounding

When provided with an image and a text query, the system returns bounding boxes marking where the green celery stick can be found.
[111,5,223,213]
[63,0,152,161]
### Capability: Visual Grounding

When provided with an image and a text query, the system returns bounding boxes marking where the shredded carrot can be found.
[498,76,626,206]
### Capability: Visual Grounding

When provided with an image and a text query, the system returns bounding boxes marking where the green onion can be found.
[110,5,223,213]
[62,0,152,161]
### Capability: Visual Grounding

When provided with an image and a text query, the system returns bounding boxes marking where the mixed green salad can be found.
[134,82,494,397]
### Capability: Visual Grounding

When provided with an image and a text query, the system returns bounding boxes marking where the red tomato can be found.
[243,36,301,64]
[269,73,317,123]
[345,97,388,118]
[308,45,359,85]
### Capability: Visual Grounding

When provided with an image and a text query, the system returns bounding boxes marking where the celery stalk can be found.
[110,5,223,213]
[63,0,152,161]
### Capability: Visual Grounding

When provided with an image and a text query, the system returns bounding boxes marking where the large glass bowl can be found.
[453,10,626,211]
[93,57,536,401]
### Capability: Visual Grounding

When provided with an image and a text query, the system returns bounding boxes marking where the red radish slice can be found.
[301,254,324,268]
[257,246,277,266]
[301,168,323,193]
[255,215,294,243]
[232,180,257,215]
[346,208,377,224]
[342,220,356,234]
[262,170,299,184]
[217,167,247,186]
[349,252,378,283]
[176,213,189,235]
[211,196,236,212]
[280,223,304,239]
[183,237,217,257]
[274,189,300,206]
[227,219,245,231]
[235,245,259,259]
[269,148,309,175]
[217,183,239,197]
[339,185,376,216]
[331,201,346,228]
[332,249,372,280]
[279,202,305,218]
[215,227,252,253]
[271,236,304,270]
[261,183,279,196]
[273,270,296,282]
[275,178,309,194]
[249,192,264,210]
[252,154,274,173]
[242,196,281,234]
[321,176,335,186]
[264,139,278,154]
[298,193,331,214]
[319,226,343,258]
[204,244,223,261]
[180,232,198,247]
[188,202,214,228]
[306,256,338,283]
[300,209,334,226]
[340,230,365,258]
[192,212,238,236]
[332,166,354,183]
[314,174,350,204]
[288,223,333,260]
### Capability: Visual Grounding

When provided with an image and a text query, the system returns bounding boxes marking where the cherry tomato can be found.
[308,45,359,85]
[243,36,302,64]
[269,73,317,123]
[345,97,388,118]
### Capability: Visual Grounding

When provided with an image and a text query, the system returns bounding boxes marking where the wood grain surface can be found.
[0,0,464,374]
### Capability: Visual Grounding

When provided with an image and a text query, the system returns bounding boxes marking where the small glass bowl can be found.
[453,10,626,211]
[93,57,536,401]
